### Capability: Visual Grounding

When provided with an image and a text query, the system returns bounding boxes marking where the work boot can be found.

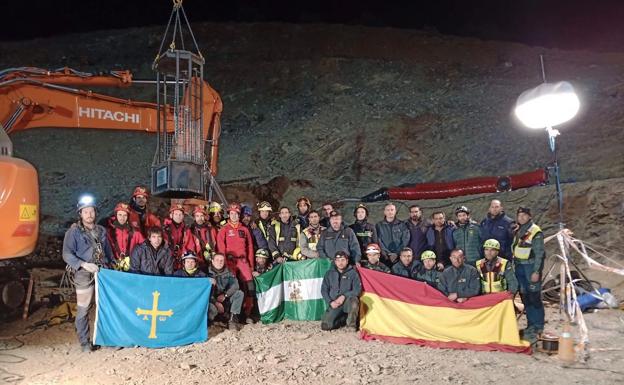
[522,327,538,345]
[81,343,96,353]
[345,313,358,332]
[345,298,360,331]
[228,314,241,331]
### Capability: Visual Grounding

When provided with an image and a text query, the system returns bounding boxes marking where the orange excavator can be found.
[0,65,223,314]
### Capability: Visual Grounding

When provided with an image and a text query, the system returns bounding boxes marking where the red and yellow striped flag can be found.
[358,268,531,354]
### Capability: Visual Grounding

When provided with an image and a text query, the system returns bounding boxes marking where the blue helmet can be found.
[241,205,253,217]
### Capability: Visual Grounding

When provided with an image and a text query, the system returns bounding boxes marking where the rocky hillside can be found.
[3,23,624,263]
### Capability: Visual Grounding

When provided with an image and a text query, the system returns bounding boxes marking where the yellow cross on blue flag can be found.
[94,269,211,348]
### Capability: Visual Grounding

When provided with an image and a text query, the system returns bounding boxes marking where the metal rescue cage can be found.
[151,1,206,198]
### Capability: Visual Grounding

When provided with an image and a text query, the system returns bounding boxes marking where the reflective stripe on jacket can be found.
[268,220,301,260]
[512,223,542,260]
[476,257,508,293]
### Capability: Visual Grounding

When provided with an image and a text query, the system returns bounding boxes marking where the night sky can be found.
[3,0,624,52]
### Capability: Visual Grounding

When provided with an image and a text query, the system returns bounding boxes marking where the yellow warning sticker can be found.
[19,204,38,222]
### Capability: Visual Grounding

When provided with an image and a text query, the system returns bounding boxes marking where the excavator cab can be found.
[0,126,39,260]
[0,126,37,318]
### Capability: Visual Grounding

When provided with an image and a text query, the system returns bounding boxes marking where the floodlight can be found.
[515,81,580,129]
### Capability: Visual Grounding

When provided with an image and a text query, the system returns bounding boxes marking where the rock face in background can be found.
[2,23,623,263]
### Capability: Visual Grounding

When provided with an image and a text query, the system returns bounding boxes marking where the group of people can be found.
[62,186,546,353]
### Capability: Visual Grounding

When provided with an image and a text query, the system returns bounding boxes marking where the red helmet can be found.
[132,186,150,199]
[169,203,185,214]
[193,205,208,216]
[114,202,131,214]
[227,202,241,214]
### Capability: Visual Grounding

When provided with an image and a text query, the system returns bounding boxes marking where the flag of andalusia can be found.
[255,259,332,323]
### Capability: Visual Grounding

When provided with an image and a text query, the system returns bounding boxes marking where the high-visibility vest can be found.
[273,221,302,260]
[512,223,542,260]
[476,257,508,293]
[301,226,323,252]
[257,219,272,239]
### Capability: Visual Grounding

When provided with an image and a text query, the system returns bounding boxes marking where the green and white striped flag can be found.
[255,259,332,324]
[255,263,285,324]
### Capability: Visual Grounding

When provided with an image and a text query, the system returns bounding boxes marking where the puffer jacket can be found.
[130,241,174,276]
[452,220,482,264]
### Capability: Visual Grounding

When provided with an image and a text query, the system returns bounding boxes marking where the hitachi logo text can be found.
[79,107,140,124]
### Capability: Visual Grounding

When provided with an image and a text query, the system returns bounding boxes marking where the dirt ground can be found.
[1,276,623,385]
[1,265,624,385]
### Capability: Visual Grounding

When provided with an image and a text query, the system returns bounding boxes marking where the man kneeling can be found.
[174,251,207,277]
[208,253,245,330]
[320,251,362,331]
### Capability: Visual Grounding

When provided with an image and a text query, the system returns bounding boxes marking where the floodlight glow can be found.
[514,81,580,129]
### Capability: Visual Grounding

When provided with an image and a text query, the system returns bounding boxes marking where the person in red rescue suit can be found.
[128,186,162,237]
[106,202,144,271]
[163,203,189,270]
[217,202,259,321]
[184,205,217,271]
[209,201,227,230]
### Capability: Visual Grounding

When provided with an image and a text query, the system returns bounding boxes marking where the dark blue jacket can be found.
[406,219,428,257]
[480,212,514,258]
[391,259,422,279]
[252,226,269,251]
[295,213,310,230]
[425,224,455,265]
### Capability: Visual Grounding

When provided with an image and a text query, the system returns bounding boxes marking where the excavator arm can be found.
[0,67,222,174]
[0,67,222,260]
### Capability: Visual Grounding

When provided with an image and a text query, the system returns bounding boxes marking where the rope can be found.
[62,265,96,287]
[578,242,624,267]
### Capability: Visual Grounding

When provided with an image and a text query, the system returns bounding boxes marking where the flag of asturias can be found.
[94,269,211,348]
